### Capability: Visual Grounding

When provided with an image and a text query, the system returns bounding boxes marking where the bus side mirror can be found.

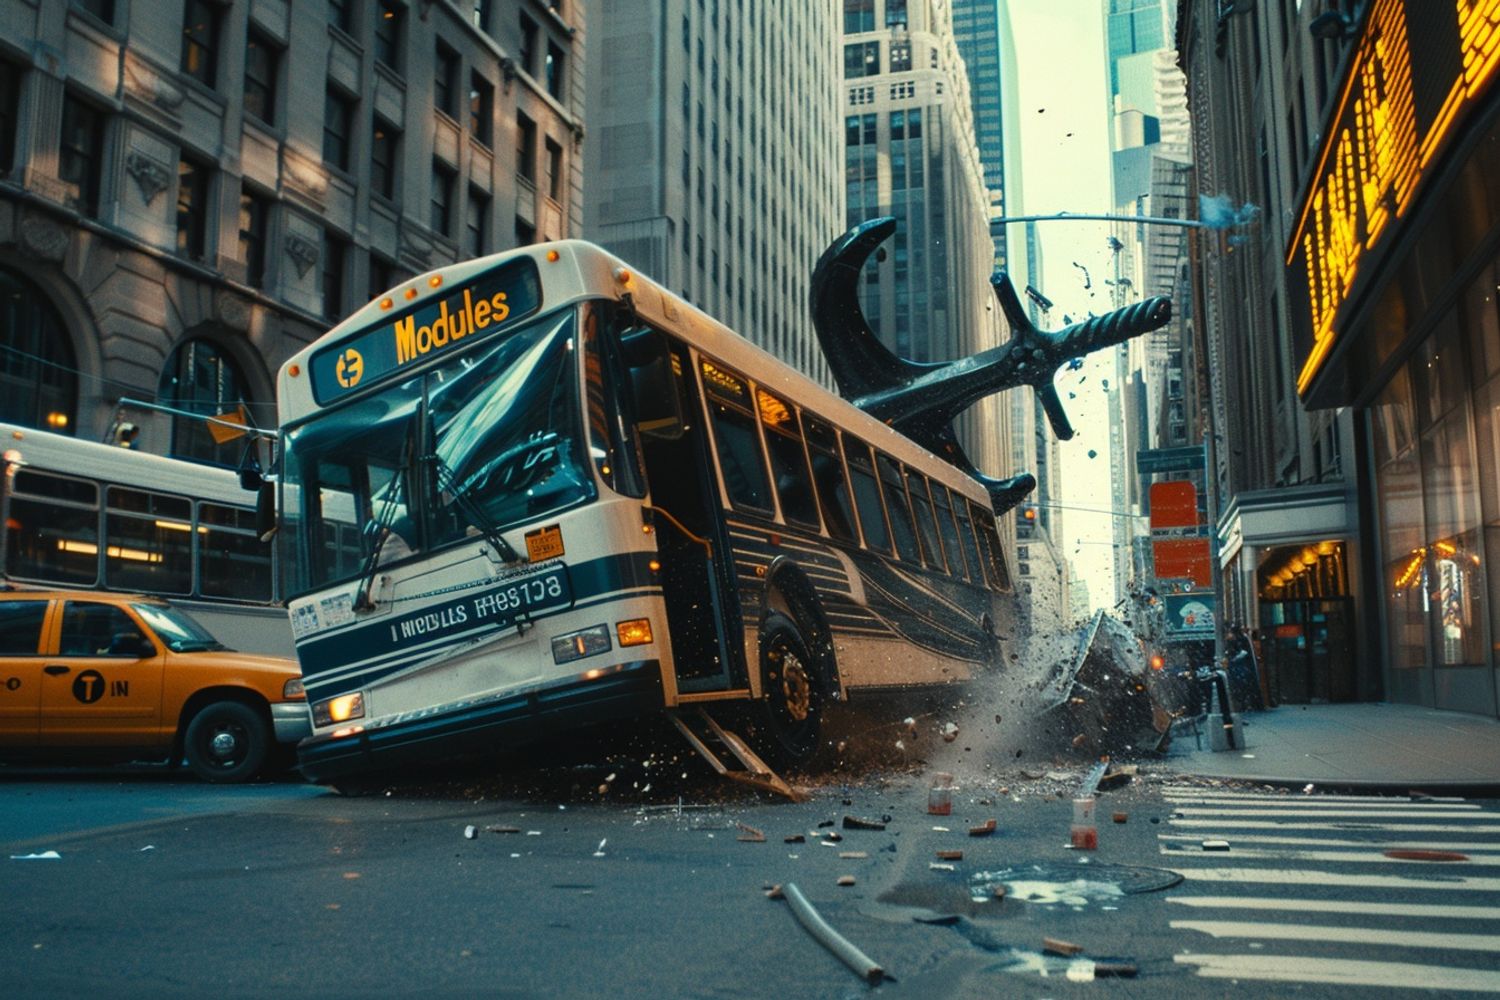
[237,443,264,491]
[256,479,277,542]
[623,331,685,441]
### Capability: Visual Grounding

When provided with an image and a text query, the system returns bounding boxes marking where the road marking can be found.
[1172,867,1500,891]
[1161,844,1500,865]
[1167,895,1500,920]
[1162,790,1467,803]
[1163,797,1481,810]
[1170,807,1494,819]
[1171,919,1500,952]
[1175,954,1500,992]
[1168,818,1500,832]
[1159,832,1500,851]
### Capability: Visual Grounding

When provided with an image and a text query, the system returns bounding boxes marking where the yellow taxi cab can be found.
[0,590,308,782]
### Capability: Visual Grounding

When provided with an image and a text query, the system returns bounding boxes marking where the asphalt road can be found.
[3,746,1498,998]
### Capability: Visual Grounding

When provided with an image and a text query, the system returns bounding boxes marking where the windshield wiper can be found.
[426,452,525,565]
[353,429,416,612]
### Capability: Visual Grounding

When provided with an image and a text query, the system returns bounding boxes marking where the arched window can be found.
[160,339,251,465]
[0,267,78,433]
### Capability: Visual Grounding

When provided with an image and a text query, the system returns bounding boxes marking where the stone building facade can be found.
[0,0,584,461]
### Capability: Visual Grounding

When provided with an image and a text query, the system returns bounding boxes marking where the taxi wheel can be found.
[184,701,270,783]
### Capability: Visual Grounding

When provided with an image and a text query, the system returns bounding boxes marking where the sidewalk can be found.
[1159,701,1500,793]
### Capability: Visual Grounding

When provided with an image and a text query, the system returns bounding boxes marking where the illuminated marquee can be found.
[309,257,542,404]
[1291,0,1500,396]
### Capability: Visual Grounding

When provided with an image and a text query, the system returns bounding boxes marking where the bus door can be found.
[620,331,742,693]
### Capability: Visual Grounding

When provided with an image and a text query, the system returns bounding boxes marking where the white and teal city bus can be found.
[277,241,1015,783]
[0,424,291,656]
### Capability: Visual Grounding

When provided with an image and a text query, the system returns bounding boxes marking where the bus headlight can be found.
[313,691,365,726]
[552,625,612,664]
[283,678,306,699]
[615,619,653,647]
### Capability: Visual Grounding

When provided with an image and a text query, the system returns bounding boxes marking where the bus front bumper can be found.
[295,660,664,785]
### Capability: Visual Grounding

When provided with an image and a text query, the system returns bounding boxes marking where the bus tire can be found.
[753,612,823,768]
[183,700,270,783]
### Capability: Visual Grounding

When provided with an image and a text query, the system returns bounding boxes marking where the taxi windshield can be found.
[280,307,594,598]
[131,603,227,653]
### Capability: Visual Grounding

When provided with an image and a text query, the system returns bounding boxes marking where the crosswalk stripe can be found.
[1171,919,1500,952]
[1171,807,1494,819]
[1161,844,1500,865]
[1172,866,1500,891]
[1167,895,1500,920]
[1175,953,1500,992]
[1162,790,1467,803]
[1168,818,1500,832]
[1163,797,1482,810]
[1159,832,1500,851]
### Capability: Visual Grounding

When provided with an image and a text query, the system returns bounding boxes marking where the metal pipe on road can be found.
[781,882,885,986]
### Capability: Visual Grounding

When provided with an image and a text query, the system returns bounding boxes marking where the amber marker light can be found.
[428,275,443,289]
[616,619,653,646]
[379,297,394,310]
[648,559,661,572]
[404,287,418,301]
[614,266,633,286]
[288,364,301,377]
[546,249,561,262]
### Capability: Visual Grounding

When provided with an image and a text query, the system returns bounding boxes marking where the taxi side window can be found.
[0,601,47,655]
[60,603,142,657]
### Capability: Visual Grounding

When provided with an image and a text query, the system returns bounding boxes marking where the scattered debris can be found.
[837,875,857,886]
[737,823,766,843]
[1094,961,1139,978]
[822,831,844,843]
[928,772,955,815]
[843,815,887,831]
[941,722,959,743]
[9,851,61,861]
[764,884,784,900]
[1303,783,1315,794]
[1097,765,1137,791]
[486,825,522,834]
[139,845,156,852]
[929,862,956,872]
[992,884,1007,899]
[1043,937,1084,957]
[463,825,479,840]
[778,882,885,985]
[785,834,806,844]
[839,851,869,860]
[936,850,964,861]
[1384,850,1469,862]
[1112,813,1129,824]
[593,838,608,857]
[969,819,998,837]
[1201,840,1230,852]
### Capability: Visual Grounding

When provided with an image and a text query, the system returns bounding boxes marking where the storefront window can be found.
[1464,258,1500,388]
[1374,369,1426,670]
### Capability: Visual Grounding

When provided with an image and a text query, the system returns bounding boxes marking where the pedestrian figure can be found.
[1225,622,1264,712]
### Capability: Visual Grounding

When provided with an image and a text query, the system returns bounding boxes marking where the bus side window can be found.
[104,487,192,595]
[953,499,985,589]
[844,440,891,555]
[906,469,945,571]
[5,470,99,585]
[756,389,821,530]
[198,502,273,602]
[804,418,857,544]
[932,484,968,581]
[877,454,919,563]
[974,507,1012,591]
[699,359,773,513]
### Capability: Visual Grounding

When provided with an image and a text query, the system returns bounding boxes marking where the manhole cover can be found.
[971,862,1182,906]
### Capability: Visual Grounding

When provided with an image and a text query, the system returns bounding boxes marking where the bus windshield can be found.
[280,308,594,597]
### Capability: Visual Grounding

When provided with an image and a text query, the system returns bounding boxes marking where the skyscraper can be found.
[583,0,841,384]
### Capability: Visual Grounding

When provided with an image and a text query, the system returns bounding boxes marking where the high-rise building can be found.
[949,0,1007,271]
[0,1,585,454]
[583,0,841,385]
[841,0,1009,493]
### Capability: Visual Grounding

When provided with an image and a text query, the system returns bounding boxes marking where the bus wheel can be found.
[754,612,823,767]
[183,701,269,783]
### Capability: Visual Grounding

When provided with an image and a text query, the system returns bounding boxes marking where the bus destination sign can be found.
[309,257,542,404]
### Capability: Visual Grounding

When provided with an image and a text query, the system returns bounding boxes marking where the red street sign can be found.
[1149,480,1199,530]
[1152,537,1212,586]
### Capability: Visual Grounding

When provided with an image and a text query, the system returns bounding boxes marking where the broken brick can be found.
[935,850,964,861]
[1043,937,1083,957]
[969,819,997,837]
[736,822,766,843]
[843,815,887,831]
[837,875,856,886]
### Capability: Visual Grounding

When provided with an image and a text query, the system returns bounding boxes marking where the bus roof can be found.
[278,241,992,509]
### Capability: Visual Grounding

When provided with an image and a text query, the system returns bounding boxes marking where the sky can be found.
[1007,3,1126,611]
